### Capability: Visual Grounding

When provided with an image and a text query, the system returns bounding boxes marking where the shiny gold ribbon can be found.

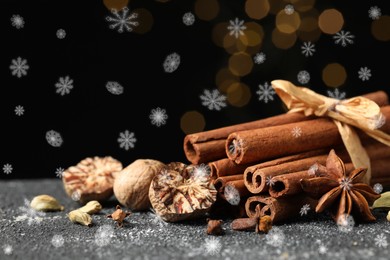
[271,79,390,184]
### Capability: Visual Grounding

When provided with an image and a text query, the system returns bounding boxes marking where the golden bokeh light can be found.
[227,82,252,107]
[103,0,129,10]
[216,68,240,88]
[272,28,297,49]
[228,52,254,76]
[243,22,264,46]
[318,9,344,34]
[133,8,153,34]
[194,0,219,21]
[291,0,316,12]
[180,111,206,134]
[276,10,301,34]
[223,33,239,54]
[245,0,270,20]
[322,63,347,88]
[371,15,390,41]
[212,22,229,48]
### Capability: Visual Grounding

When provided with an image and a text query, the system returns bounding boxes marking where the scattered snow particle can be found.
[227,18,246,39]
[291,126,302,138]
[253,52,266,64]
[228,138,244,156]
[368,6,381,20]
[3,244,13,255]
[46,130,63,147]
[301,42,315,57]
[297,70,310,84]
[266,227,285,247]
[337,214,355,233]
[327,88,346,100]
[358,67,371,81]
[256,82,275,103]
[308,164,318,176]
[71,190,81,201]
[192,163,211,180]
[56,29,66,39]
[106,81,124,95]
[51,234,65,247]
[150,107,168,127]
[163,52,181,73]
[204,237,222,255]
[3,163,13,175]
[95,225,115,247]
[55,76,74,96]
[106,7,139,33]
[10,57,29,78]
[284,4,294,15]
[14,105,24,116]
[11,14,24,29]
[333,30,355,47]
[55,167,65,178]
[200,89,227,111]
[183,12,195,26]
[224,185,240,206]
[18,198,45,225]
[375,233,388,248]
[118,130,136,150]
[373,183,383,194]
[300,204,310,216]
[318,244,327,254]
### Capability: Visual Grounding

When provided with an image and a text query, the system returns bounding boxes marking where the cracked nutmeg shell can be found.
[149,162,217,222]
[62,156,123,204]
[113,159,166,211]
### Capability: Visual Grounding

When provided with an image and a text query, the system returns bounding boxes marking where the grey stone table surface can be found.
[0,179,390,260]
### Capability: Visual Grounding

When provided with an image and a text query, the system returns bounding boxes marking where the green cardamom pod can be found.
[68,209,93,227]
[372,191,390,209]
[78,200,102,214]
[30,194,64,212]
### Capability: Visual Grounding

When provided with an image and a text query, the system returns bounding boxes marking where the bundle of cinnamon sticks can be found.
[183,90,390,224]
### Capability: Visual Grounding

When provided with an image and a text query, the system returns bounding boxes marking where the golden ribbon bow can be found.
[271,80,390,184]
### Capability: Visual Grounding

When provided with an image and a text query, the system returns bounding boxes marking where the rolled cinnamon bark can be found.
[259,194,318,223]
[244,195,269,218]
[213,174,243,193]
[268,170,314,198]
[223,180,250,205]
[226,106,390,165]
[209,158,252,179]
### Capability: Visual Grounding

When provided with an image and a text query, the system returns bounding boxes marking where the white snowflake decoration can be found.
[368,6,381,20]
[333,30,355,47]
[266,227,285,247]
[253,52,266,64]
[150,107,168,127]
[308,164,318,176]
[339,177,352,191]
[3,164,13,175]
[284,4,294,15]
[266,176,275,187]
[375,233,388,248]
[15,105,24,116]
[301,42,315,57]
[163,52,181,73]
[373,183,383,194]
[55,76,74,96]
[204,237,222,256]
[46,130,63,147]
[256,82,275,103]
[10,14,24,29]
[51,234,65,247]
[200,89,227,111]
[106,81,124,95]
[291,126,302,138]
[183,12,195,26]
[55,167,65,178]
[71,190,81,201]
[118,130,137,150]
[227,17,246,39]
[192,163,211,181]
[318,244,327,255]
[327,88,346,100]
[18,198,45,225]
[297,70,310,84]
[337,214,355,233]
[224,185,240,206]
[56,29,66,39]
[358,67,371,81]
[228,138,244,155]
[299,204,310,216]
[95,225,115,247]
[106,7,139,33]
[3,244,13,255]
[10,57,29,78]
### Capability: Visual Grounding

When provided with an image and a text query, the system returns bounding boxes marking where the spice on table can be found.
[257,215,272,234]
[206,218,224,235]
[30,194,64,212]
[68,209,93,227]
[300,149,380,222]
[107,205,131,227]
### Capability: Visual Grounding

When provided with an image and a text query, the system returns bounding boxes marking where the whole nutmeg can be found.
[113,159,166,211]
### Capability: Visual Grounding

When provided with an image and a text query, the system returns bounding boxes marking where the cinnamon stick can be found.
[209,158,251,179]
[226,106,390,165]
[268,170,314,198]
[244,195,269,218]
[223,180,250,205]
[213,174,243,193]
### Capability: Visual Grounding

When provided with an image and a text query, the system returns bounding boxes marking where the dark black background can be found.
[2,0,390,179]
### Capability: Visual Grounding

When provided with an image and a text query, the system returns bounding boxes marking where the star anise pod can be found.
[300,149,380,222]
